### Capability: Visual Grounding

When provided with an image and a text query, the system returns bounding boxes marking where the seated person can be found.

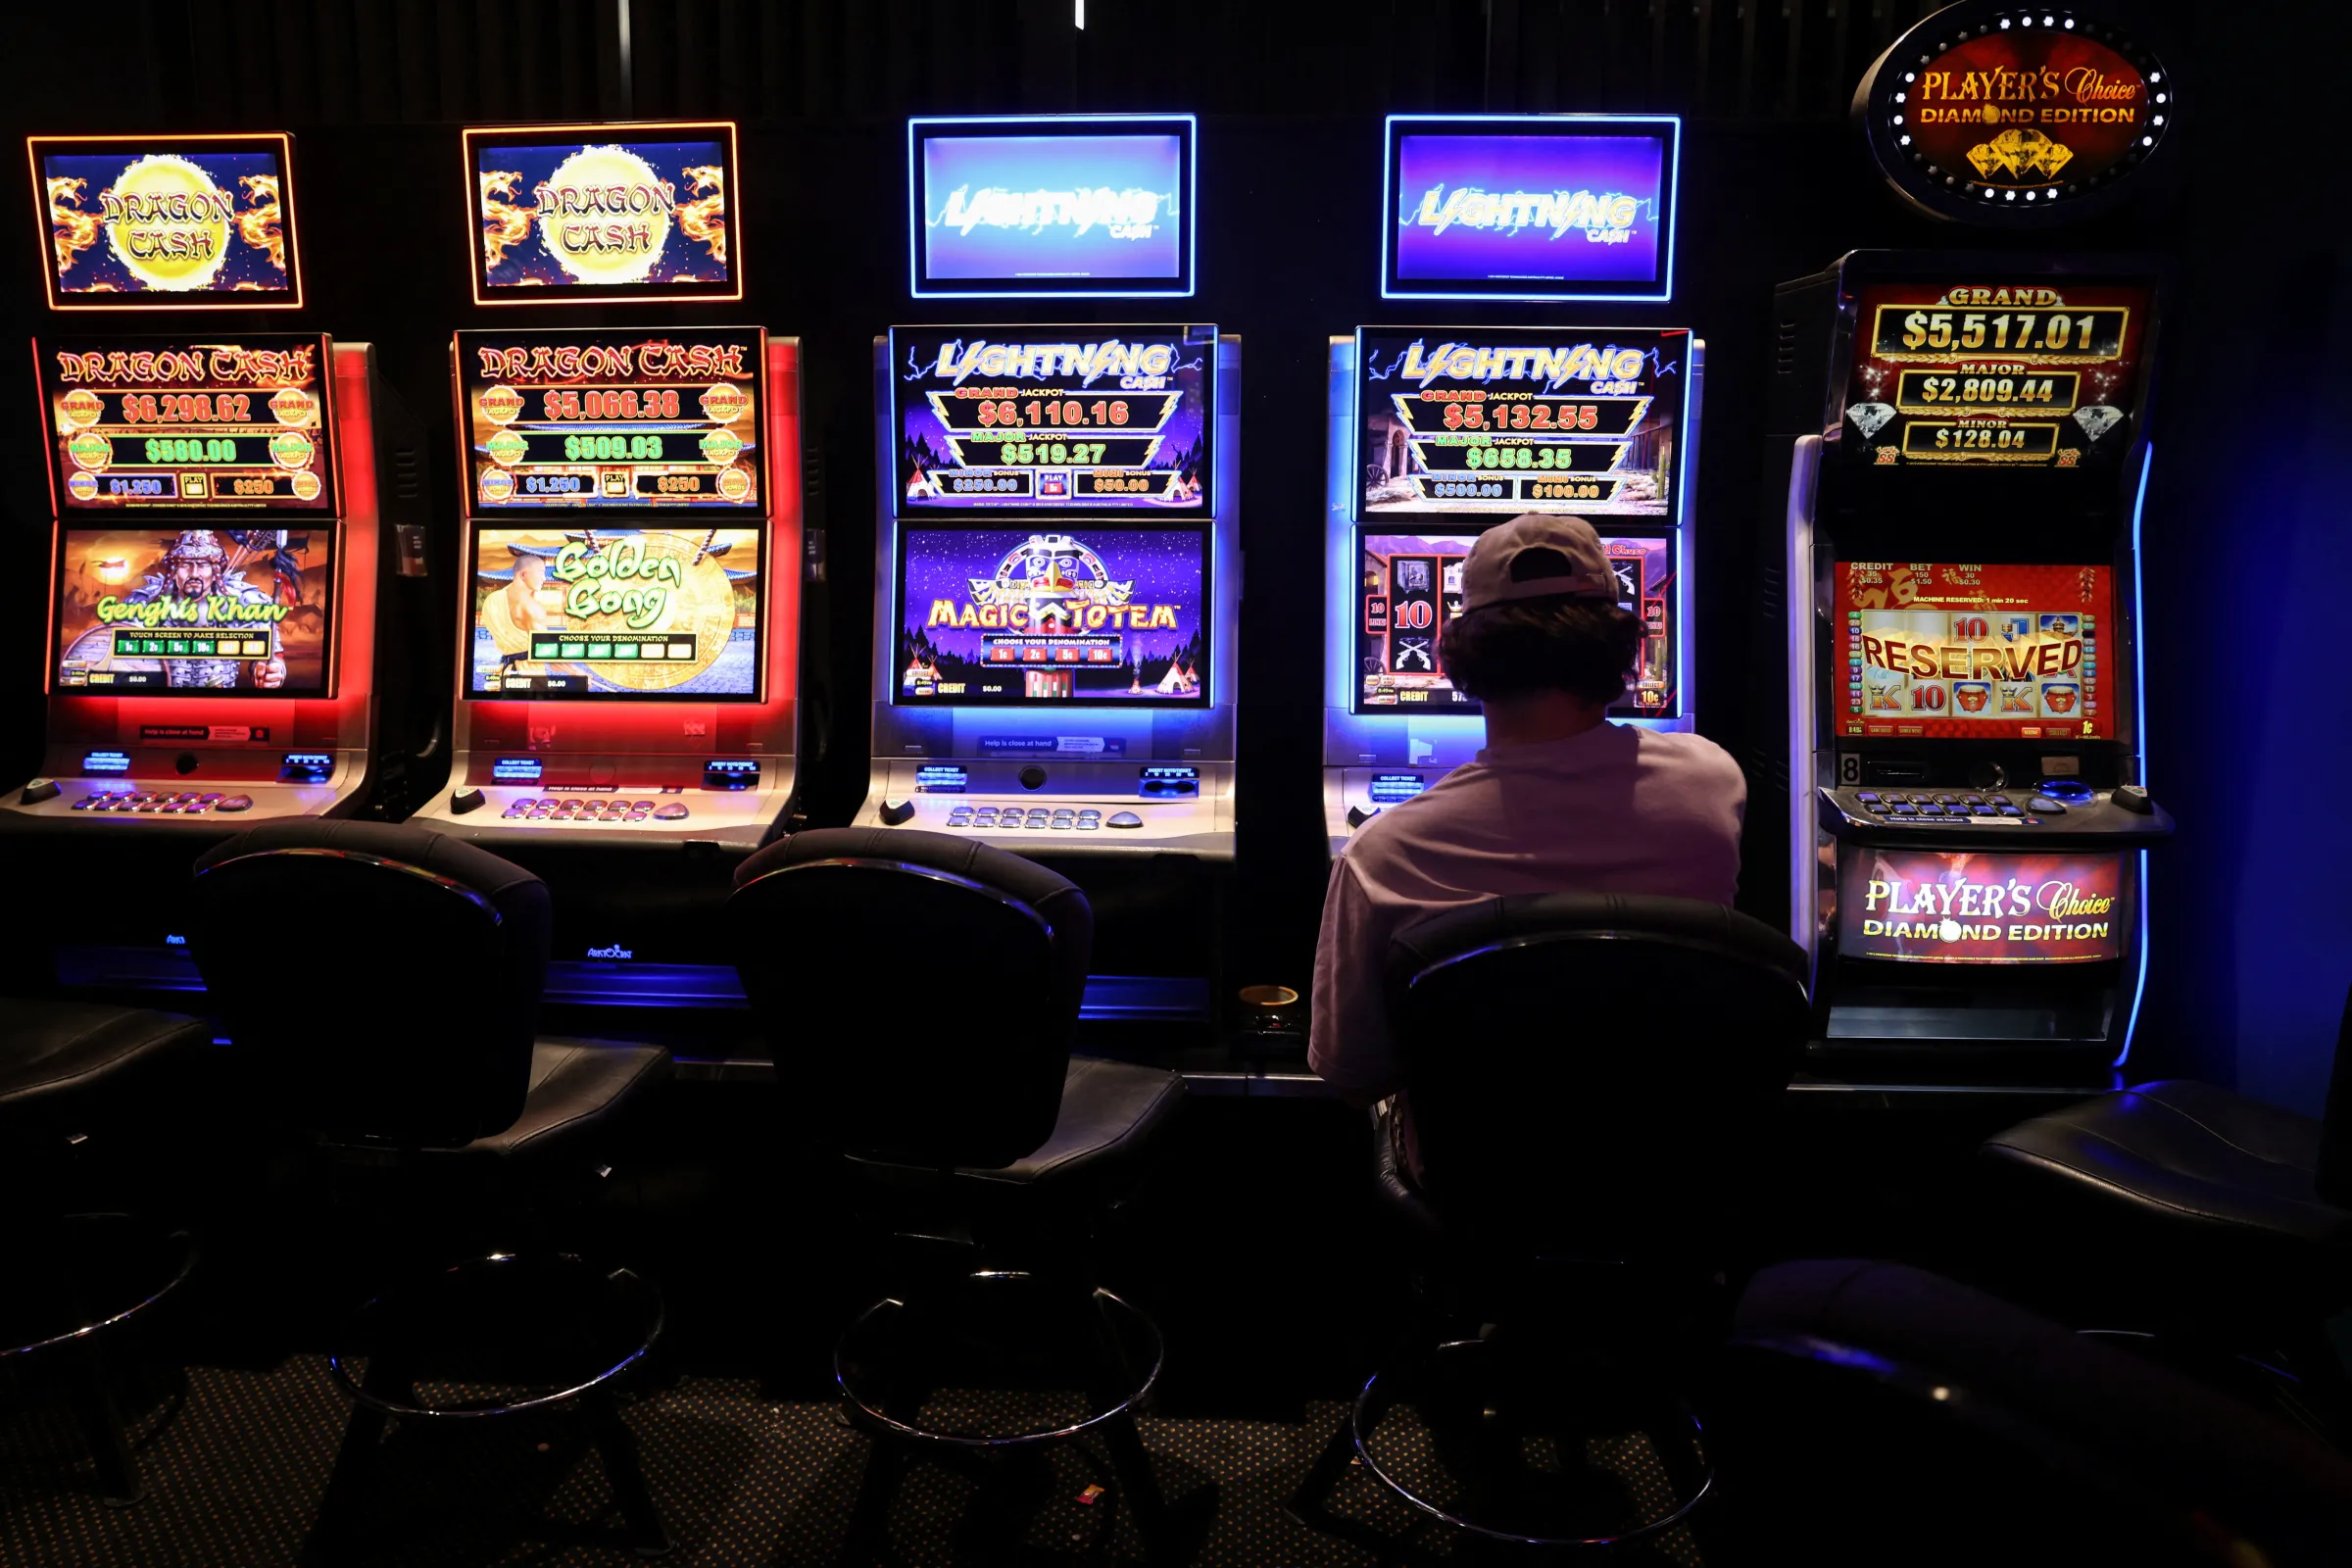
[1309,514,1745,1178]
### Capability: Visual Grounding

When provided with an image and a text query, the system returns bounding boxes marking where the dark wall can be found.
[4,0,2343,1112]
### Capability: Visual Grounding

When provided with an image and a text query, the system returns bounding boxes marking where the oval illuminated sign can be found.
[1855,5,2175,225]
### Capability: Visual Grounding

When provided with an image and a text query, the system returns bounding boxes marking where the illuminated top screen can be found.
[1840,277,2157,469]
[31,134,302,310]
[461,122,739,304]
[455,326,765,515]
[1356,325,1689,522]
[909,116,1194,297]
[54,525,336,698]
[37,334,336,515]
[897,524,1209,709]
[1383,117,1678,302]
[1835,562,2113,741]
[466,526,764,702]
[1353,528,1676,720]
[892,325,1214,515]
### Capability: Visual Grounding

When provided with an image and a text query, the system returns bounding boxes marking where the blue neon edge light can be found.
[1380,114,1680,304]
[2117,441,2153,1069]
[907,114,1199,300]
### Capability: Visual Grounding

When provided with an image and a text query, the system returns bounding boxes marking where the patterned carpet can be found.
[0,1354,1709,1566]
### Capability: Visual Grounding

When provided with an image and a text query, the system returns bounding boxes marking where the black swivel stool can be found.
[1976,982,2352,1413]
[0,998,211,1504]
[1718,1258,2352,1567]
[185,820,674,1558]
[727,827,1190,1558]
[1292,892,1811,1554]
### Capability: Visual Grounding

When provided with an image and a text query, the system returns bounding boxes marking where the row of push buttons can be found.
[503,797,690,823]
[73,790,251,814]
[1854,790,2055,820]
[946,806,1104,832]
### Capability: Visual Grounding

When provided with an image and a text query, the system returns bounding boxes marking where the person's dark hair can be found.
[1440,549,1641,704]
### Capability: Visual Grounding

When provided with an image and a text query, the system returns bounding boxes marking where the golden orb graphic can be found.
[538,146,673,285]
[104,154,234,292]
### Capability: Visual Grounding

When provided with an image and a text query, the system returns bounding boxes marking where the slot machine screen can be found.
[909,116,1194,297]
[455,326,765,515]
[1382,116,1678,302]
[896,524,1210,708]
[38,334,336,516]
[1355,325,1689,522]
[1835,563,2113,740]
[53,525,337,697]
[466,526,766,702]
[892,324,1215,514]
[461,122,740,304]
[31,133,303,310]
[1353,528,1676,718]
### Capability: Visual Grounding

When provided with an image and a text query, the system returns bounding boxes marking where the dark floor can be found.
[0,1067,2128,1565]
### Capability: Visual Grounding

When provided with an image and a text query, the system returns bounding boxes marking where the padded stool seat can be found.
[455,1039,673,1167]
[852,1057,1184,1194]
[1982,1080,2352,1250]
[0,999,211,1129]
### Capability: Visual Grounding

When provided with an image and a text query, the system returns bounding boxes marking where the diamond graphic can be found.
[1847,403,1896,440]
[1967,128,2074,180]
[2073,405,2123,443]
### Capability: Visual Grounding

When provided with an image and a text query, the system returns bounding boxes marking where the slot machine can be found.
[1766,251,2170,1080]
[408,123,803,977]
[1326,115,1699,844]
[856,116,1234,1014]
[5,134,431,991]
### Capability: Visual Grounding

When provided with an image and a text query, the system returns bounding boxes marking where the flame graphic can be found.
[47,176,102,277]
[479,170,535,270]
[234,173,287,272]
[676,166,727,265]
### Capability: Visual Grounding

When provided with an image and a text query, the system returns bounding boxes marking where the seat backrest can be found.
[1722,1259,2352,1567]
[1386,892,1809,1260]
[2317,981,2352,1207]
[190,821,551,1148]
[728,827,1093,1169]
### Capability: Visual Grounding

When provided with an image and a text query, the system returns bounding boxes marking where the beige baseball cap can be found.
[1460,514,1616,612]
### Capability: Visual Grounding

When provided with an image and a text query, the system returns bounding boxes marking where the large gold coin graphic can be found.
[104,154,234,292]
[566,532,741,692]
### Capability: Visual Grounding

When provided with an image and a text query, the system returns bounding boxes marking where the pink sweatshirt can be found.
[1310,722,1746,1154]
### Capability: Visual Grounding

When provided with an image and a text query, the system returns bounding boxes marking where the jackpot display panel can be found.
[1382,115,1679,303]
[892,325,1214,514]
[908,115,1195,298]
[1765,251,2171,1075]
[454,325,766,513]
[1326,326,1706,848]
[461,122,740,305]
[30,133,303,311]
[1354,325,1690,519]
[38,333,336,514]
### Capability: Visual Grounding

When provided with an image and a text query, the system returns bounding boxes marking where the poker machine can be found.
[405,323,803,966]
[1763,250,2172,1079]
[5,133,433,988]
[855,117,1236,1013]
[1326,116,1699,848]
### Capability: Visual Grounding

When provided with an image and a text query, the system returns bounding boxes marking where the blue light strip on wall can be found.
[1378,114,1681,304]
[2117,442,2154,1069]
[906,114,1199,300]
